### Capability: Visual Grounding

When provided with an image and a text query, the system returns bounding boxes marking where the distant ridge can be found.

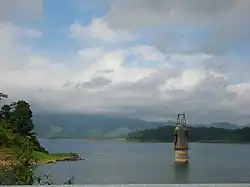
[34,114,159,139]
[147,121,176,127]
[188,122,239,129]
[34,113,245,139]
[148,121,240,129]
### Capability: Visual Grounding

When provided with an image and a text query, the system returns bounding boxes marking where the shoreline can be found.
[0,149,84,170]
[35,152,85,165]
[76,138,250,144]
[125,139,250,144]
[81,138,129,142]
[82,138,250,144]
[44,138,250,144]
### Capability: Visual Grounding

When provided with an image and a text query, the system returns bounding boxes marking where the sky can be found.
[1,0,250,125]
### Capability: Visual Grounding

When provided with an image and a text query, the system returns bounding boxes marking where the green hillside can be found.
[127,125,250,143]
[33,114,157,139]
[33,114,247,140]
[104,128,133,139]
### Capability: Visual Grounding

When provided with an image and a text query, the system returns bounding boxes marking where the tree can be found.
[0,105,11,121]
[0,121,15,147]
[0,93,8,120]
[9,101,34,136]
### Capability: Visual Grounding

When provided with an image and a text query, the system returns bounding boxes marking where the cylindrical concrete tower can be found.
[174,113,189,164]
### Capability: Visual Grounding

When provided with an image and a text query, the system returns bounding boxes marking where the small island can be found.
[0,100,84,170]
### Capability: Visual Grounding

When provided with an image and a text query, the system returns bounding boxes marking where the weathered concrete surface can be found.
[175,149,189,164]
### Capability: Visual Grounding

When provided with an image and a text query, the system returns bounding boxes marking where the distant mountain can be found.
[209,122,239,129]
[189,122,239,129]
[147,121,176,127]
[33,114,159,139]
[245,124,250,128]
[148,121,239,130]
[33,114,243,139]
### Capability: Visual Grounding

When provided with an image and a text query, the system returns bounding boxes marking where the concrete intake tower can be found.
[173,113,189,164]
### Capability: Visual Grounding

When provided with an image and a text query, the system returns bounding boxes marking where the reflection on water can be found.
[174,164,189,183]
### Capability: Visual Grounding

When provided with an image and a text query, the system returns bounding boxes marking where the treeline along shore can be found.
[126,125,250,143]
[0,100,84,170]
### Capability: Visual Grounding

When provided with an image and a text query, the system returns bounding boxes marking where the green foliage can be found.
[0,121,15,147]
[0,100,77,185]
[64,176,75,184]
[0,165,34,185]
[1,101,34,136]
[0,100,47,153]
[9,101,34,136]
[0,166,75,185]
[0,105,11,121]
[127,125,250,143]
[31,151,78,164]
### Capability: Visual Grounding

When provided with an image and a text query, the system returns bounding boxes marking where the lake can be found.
[35,139,250,184]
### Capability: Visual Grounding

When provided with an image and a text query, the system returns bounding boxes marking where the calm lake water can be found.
[35,139,250,184]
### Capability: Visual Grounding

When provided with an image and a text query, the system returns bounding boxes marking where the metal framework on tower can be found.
[176,113,187,127]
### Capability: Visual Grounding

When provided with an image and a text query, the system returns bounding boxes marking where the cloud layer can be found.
[0,0,42,21]
[1,0,250,125]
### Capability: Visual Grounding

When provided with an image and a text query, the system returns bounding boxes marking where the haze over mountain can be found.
[34,114,157,139]
[33,114,242,139]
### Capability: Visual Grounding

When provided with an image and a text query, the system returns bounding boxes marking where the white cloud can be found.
[69,17,136,43]
[104,0,250,55]
[227,83,250,96]
[0,22,42,70]
[128,45,166,63]
[1,1,250,125]
[22,28,43,38]
[105,0,249,29]
[159,69,207,92]
[1,22,250,125]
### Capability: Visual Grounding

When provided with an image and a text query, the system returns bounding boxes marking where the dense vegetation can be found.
[0,100,76,184]
[127,125,250,143]
[0,101,48,160]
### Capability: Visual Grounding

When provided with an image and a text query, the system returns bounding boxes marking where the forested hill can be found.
[33,114,158,139]
[127,125,250,143]
[33,114,246,139]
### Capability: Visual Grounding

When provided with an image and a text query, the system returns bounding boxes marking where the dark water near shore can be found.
[35,139,250,184]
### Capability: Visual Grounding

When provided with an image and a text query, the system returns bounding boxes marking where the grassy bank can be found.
[0,148,83,169]
[32,151,84,165]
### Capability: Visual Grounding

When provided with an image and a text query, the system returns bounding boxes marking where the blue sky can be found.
[21,0,214,62]
[19,0,250,63]
[19,0,109,58]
